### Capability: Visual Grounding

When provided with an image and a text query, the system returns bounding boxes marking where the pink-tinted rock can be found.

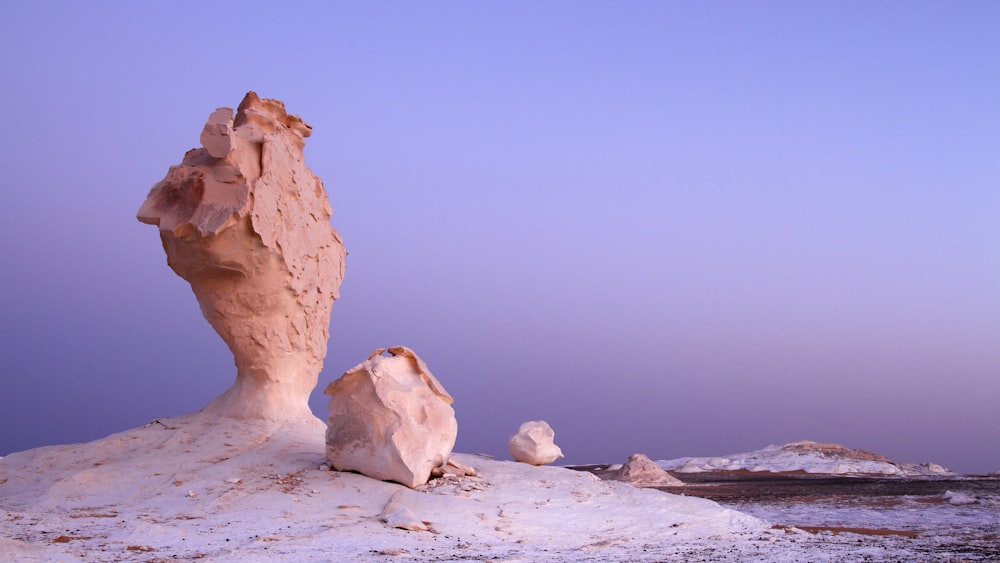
[199,107,234,158]
[614,453,682,487]
[324,347,457,488]
[138,92,346,421]
[508,421,563,465]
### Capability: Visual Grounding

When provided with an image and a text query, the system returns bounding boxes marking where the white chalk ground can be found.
[1,415,996,562]
[728,492,1000,562]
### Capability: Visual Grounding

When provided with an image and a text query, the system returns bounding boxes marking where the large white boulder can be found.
[508,420,563,465]
[324,347,457,488]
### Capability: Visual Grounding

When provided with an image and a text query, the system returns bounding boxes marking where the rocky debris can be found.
[430,458,477,479]
[613,453,683,487]
[137,92,346,421]
[324,347,457,488]
[508,421,563,465]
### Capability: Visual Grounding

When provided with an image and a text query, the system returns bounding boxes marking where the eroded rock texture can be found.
[508,421,564,465]
[138,92,346,420]
[324,347,457,488]
[613,453,683,487]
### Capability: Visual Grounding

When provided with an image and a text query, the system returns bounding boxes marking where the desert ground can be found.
[3,413,999,562]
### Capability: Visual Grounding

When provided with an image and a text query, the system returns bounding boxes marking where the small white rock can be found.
[943,490,977,505]
[380,507,429,532]
[508,420,564,465]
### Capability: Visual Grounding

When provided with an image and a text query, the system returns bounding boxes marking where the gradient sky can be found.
[1,2,997,474]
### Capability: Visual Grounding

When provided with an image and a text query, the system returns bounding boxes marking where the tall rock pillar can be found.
[138,92,346,421]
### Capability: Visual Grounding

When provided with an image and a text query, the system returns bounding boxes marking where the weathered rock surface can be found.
[324,347,457,488]
[508,420,563,465]
[613,453,683,487]
[137,92,346,421]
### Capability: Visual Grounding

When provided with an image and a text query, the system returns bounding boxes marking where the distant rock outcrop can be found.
[508,421,564,465]
[137,92,347,421]
[613,453,683,487]
[324,347,457,488]
[659,440,954,476]
[780,441,891,462]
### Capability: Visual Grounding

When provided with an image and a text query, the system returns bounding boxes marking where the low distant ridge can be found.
[780,440,892,462]
[659,440,953,476]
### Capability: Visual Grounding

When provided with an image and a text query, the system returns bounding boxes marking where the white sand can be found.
[0,411,770,561]
[4,413,992,561]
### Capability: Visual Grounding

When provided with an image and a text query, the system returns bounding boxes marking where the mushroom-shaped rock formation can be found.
[324,347,457,488]
[137,92,346,421]
[613,453,683,487]
[508,420,564,465]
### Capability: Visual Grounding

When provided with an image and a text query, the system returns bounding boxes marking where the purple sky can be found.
[1,2,998,474]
